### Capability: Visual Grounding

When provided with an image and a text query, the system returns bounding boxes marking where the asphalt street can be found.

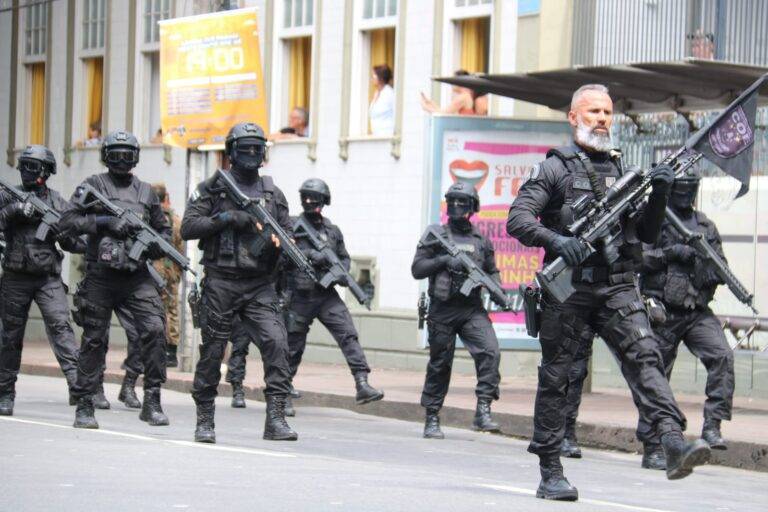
[1,375,765,512]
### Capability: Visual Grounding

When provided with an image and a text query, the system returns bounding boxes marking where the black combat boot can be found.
[661,431,711,480]
[289,385,301,399]
[536,454,578,501]
[66,371,77,406]
[641,442,667,470]
[73,396,99,429]
[285,396,296,417]
[0,392,14,416]
[354,372,384,405]
[263,395,298,441]
[139,387,169,426]
[702,419,727,450]
[118,372,142,409]
[561,421,582,458]
[92,384,110,410]
[472,398,500,432]
[194,402,216,443]
[423,407,444,439]
[231,382,246,408]
[166,344,178,368]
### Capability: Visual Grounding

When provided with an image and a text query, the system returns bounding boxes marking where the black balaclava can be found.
[447,197,474,232]
[18,158,50,192]
[669,177,699,217]
[301,191,325,223]
[230,138,265,185]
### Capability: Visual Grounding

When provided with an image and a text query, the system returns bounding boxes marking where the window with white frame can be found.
[24,1,48,58]
[20,3,49,145]
[270,0,314,137]
[350,0,398,136]
[82,0,106,51]
[144,0,171,45]
[445,0,492,74]
[139,0,172,143]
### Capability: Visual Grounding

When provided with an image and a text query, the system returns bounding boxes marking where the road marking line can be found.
[477,484,677,512]
[0,416,295,458]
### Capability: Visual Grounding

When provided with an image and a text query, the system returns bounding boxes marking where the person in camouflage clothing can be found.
[152,183,184,368]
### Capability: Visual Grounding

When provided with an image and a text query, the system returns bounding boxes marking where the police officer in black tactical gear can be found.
[411,181,502,440]
[61,130,171,429]
[635,168,734,469]
[507,84,710,501]
[181,122,297,443]
[0,146,82,415]
[284,178,383,414]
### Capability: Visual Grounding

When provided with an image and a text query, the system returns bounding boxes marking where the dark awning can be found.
[435,59,768,115]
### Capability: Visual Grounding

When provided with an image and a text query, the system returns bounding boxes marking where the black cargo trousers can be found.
[193,274,291,403]
[636,307,733,444]
[71,268,167,399]
[421,300,501,410]
[0,271,79,394]
[530,280,687,456]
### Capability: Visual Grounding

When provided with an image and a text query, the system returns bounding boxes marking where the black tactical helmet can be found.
[445,181,480,212]
[17,145,57,177]
[101,130,140,171]
[670,167,700,211]
[225,122,267,171]
[299,178,331,206]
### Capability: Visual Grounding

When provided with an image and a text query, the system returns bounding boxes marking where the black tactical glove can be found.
[548,234,589,266]
[306,248,329,266]
[666,244,696,264]
[3,201,36,219]
[649,164,674,196]
[96,216,135,238]
[220,210,254,231]
[146,241,166,260]
[445,256,465,273]
[694,258,724,288]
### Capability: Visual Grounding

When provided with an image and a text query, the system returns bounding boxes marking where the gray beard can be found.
[575,123,613,152]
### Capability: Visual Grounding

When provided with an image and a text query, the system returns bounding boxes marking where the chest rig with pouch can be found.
[430,225,485,301]
[92,174,151,273]
[549,147,641,282]
[204,174,279,272]
[2,190,63,276]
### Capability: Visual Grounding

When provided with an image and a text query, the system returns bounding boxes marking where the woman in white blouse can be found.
[369,64,395,136]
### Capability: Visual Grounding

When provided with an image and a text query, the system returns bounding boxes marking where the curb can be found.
[21,363,767,473]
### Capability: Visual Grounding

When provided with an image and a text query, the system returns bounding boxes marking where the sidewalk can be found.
[19,341,768,472]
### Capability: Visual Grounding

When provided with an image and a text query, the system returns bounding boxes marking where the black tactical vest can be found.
[548,146,641,268]
[429,223,487,303]
[86,173,152,273]
[2,187,64,276]
[291,216,342,292]
[200,173,281,274]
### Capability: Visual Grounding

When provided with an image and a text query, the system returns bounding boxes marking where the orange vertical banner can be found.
[159,8,268,148]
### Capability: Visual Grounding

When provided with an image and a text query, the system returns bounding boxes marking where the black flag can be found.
[685,74,766,198]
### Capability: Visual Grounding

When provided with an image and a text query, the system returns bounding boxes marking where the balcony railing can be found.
[572,0,768,67]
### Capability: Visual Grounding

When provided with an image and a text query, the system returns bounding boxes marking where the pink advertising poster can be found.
[427,117,571,348]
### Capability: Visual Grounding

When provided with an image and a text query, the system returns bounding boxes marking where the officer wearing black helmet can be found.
[281,178,383,414]
[181,122,297,443]
[0,146,83,415]
[634,168,734,467]
[411,181,502,440]
[506,84,709,500]
[61,130,172,429]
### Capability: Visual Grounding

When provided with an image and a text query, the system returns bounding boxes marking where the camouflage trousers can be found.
[163,280,180,347]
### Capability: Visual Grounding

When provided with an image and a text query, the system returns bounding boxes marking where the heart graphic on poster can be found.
[449,160,489,191]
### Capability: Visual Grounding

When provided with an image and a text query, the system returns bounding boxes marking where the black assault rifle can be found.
[73,183,197,287]
[214,170,317,283]
[419,224,512,310]
[294,215,371,310]
[665,208,758,315]
[0,175,61,241]
[535,150,703,303]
